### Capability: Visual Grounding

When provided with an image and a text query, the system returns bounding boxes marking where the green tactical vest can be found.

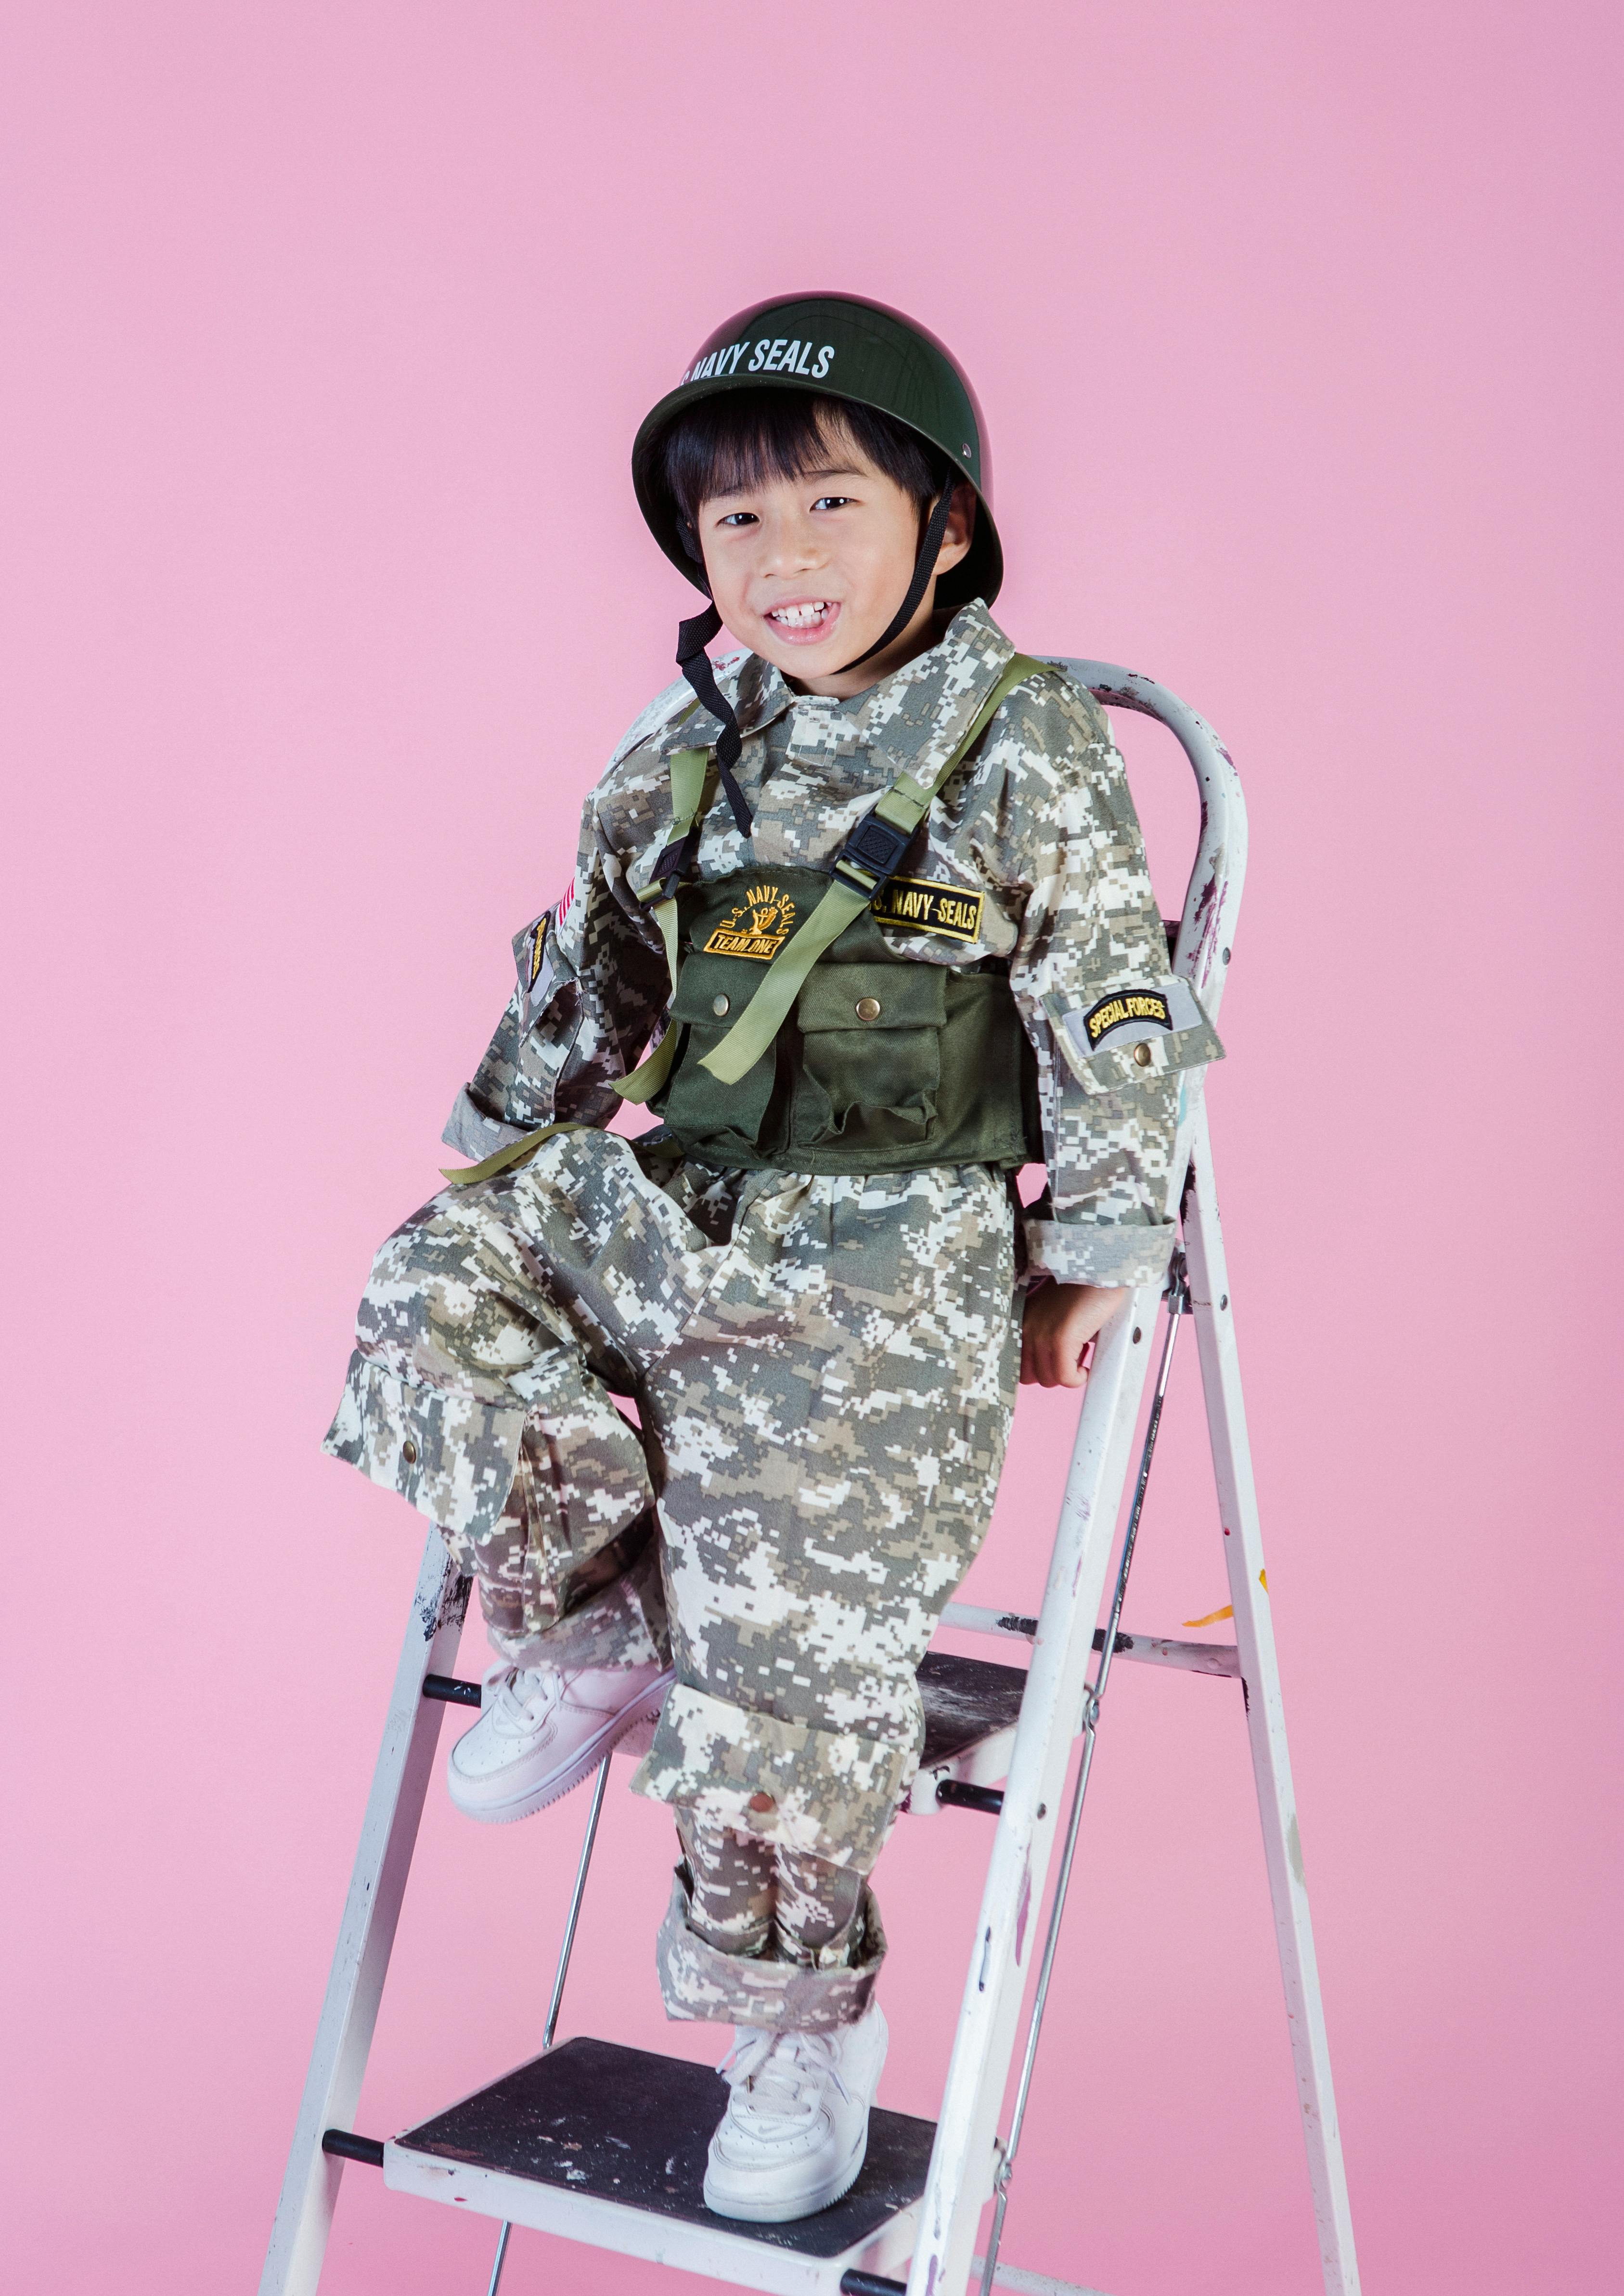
[442,653,1047,1191]
[649,865,1041,1174]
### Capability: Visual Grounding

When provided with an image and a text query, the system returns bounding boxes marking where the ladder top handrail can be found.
[1044,657,1247,1028]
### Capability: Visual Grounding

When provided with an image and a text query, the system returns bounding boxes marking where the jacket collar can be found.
[656,599,1017,767]
[655,648,788,759]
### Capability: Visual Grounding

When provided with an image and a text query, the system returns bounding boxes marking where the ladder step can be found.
[384,2036,933,2293]
[421,1653,1035,1773]
[422,1651,1038,1746]
[420,1640,1233,1828]
[917,1650,1028,1767]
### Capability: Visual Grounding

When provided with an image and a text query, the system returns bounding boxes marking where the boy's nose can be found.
[756,510,824,575]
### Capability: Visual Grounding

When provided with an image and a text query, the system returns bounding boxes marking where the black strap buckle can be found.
[646,837,693,887]
[836,809,914,884]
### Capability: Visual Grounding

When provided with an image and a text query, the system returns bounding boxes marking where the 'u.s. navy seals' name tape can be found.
[871,875,984,944]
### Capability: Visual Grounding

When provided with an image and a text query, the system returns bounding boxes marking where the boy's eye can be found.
[717,511,759,529]
[812,495,853,511]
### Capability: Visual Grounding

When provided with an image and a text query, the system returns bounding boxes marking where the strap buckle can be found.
[835,809,914,887]
[644,838,692,891]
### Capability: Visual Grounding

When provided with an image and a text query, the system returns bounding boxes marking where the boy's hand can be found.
[1019,1282,1129,1388]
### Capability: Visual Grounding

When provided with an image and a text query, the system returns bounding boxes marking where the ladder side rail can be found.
[1181,1112,1361,2296]
[259,1531,470,2296]
[912,667,1246,2296]
[906,1286,1158,2296]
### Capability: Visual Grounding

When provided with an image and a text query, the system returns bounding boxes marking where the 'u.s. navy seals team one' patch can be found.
[701,884,799,961]
[1081,988,1173,1046]
[871,875,984,943]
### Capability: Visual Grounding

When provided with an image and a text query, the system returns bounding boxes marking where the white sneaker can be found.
[446,1658,674,1824]
[702,2001,889,2223]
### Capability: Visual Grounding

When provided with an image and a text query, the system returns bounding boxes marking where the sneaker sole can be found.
[450,1668,676,1826]
[702,2113,870,2224]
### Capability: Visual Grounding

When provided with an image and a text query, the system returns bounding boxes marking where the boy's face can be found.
[693,417,973,698]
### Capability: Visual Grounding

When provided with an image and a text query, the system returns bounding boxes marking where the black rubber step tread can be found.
[916,1649,1027,1769]
[393,2035,936,2259]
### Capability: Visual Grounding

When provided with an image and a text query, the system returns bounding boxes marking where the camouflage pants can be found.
[659,1812,884,2035]
[324,1127,1018,2023]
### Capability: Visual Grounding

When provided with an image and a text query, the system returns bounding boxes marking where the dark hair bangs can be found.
[660,389,948,528]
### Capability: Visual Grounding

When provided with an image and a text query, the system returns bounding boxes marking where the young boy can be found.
[323,294,1216,2224]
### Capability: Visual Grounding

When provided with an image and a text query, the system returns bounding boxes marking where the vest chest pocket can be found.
[657,955,781,1152]
[792,961,947,1146]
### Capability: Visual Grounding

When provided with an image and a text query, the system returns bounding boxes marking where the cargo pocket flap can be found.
[1044,976,1224,1093]
[669,953,777,1041]
[660,953,777,1146]
[797,962,946,1034]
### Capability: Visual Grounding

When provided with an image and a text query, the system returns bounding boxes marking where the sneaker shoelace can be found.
[482,1663,565,1743]
[718,2029,851,2136]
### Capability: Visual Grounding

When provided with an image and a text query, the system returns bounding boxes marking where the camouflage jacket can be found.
[443,601,1220,1288]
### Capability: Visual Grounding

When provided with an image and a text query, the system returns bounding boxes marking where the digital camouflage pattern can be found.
[329,602,1219,2023]
[664,1806,876,2031]
[326,1126,1019,1883]
[442,599,1219,1289]
[658,1855,884,2034]
[675,1809,866,1965]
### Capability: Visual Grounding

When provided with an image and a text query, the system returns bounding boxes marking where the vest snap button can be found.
[1132,1040,1154,1067]
[401,1440,418,1466]
[855,996,882,1022]
[747,1790,776,1815]
[712,994,731,1017]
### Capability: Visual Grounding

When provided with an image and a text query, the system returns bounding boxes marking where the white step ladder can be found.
[260,662,1361,2296]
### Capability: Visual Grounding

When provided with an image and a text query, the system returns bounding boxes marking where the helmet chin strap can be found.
[674,601,754,839]
[832,480,958,674]
[672,479,958,840]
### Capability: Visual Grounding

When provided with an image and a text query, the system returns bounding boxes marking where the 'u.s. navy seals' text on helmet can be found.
[632,292,1002,615]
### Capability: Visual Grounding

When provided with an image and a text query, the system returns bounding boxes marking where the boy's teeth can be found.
[772,602,828,626]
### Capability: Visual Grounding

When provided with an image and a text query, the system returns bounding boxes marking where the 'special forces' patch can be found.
[871,875,984,943]
[701,883,799,961]
[527,918,549,987]
[1081,988,1173,1046]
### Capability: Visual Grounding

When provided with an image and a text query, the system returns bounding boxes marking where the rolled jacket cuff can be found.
[630,1684,918,1871]
[1022,1216,1176,1289]
[322,1350,527,1543]
[440,1087,533,1163]
[656,1870,885,2032]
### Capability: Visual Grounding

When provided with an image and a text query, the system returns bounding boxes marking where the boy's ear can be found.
[933,481,977,578]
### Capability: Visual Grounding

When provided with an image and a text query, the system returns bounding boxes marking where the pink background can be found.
[5,5,1619,2292]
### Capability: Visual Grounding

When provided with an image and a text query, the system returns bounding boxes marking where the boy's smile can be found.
[762,597,840,641]
[694,422,974,699]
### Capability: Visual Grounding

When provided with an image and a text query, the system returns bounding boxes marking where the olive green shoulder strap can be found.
[445,712,711,1175]
[439,1118,585,1187]
[695,651,1045,1086]
[614,741,713,1104]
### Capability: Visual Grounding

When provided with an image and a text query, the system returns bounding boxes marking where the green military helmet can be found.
[632,293,1002,614]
